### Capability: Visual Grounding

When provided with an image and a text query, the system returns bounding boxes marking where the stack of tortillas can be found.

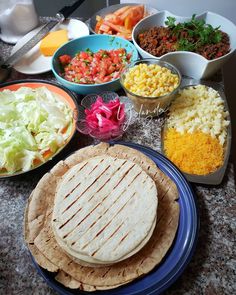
[24,143,179,291]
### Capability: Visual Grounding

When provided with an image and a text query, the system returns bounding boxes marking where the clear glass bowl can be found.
[120,58,182,117]
[76,91,134,141]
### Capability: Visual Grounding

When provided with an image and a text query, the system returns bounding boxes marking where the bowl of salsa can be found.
[51,34,139,95]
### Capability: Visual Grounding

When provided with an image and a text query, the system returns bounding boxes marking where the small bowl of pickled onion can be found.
[76,92,133,141]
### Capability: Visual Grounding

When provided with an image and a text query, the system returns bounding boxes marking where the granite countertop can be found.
[0,25,236,295]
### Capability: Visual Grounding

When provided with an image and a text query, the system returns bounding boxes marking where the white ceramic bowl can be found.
[132,11,236,79]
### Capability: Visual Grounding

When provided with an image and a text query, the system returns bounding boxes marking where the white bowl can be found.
[132,11,236,79]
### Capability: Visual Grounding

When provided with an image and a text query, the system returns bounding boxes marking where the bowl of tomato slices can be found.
[51,34,139,95]
[88,3,158,40]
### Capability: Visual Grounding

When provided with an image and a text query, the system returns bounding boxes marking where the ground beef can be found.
[137,27,230,60]
[197,32,230,59]
[138,27,177,57]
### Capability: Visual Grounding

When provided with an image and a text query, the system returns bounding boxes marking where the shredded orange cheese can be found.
[164,128,224,175]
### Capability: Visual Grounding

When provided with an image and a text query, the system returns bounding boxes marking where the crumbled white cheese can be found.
[167,85,230,145]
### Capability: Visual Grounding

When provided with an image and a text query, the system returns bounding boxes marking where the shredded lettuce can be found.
[0,86,73,173]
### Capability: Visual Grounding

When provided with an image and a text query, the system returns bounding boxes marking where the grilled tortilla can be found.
[52,155,158,265]
[24,143,179,291]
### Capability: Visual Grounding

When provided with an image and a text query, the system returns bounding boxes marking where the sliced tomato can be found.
[104,13,123,25]
[113,6,131,16]
[128,6,144,26]
[94,5,144,40]
[124,16,133,30]
[119,5,144,22]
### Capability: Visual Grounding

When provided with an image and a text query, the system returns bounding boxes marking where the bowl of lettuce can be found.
[0,80,77,177]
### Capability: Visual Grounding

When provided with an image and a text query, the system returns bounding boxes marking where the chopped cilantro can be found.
[165,14,222,51]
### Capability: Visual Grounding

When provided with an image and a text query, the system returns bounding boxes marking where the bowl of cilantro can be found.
[132,11,236,79]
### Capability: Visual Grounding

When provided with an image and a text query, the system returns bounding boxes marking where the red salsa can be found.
[59,48,132,84]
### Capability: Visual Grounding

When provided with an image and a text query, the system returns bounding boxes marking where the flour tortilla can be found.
[25,143,109,245]
[25,143,179,291]
[24,143,109,272]
[24,191,59,272]
[25,195,130,289]
[55,270,133,291]
[52,155,158,265]
[58,217,156,268]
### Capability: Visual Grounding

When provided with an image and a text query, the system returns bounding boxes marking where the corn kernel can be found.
[124,63,179,97]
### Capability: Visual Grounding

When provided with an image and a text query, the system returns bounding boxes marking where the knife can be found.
[0,0,86,69]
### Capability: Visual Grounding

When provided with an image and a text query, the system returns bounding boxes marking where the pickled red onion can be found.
[85,97,125,135]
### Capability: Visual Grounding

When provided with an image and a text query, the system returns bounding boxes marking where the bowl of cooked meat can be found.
[132,11,236,79]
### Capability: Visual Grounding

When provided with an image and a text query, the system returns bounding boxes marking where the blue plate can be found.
[31,142,199,295]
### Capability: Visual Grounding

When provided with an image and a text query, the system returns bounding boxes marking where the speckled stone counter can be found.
[0,24,236,295]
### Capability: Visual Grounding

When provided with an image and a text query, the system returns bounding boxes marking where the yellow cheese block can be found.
[40,29,68,56]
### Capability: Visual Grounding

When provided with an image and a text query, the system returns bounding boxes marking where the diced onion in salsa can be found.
[59,48,132,84]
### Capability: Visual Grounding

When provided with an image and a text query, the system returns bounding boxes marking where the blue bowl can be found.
[51,34,139,95]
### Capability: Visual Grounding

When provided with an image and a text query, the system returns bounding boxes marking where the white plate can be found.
[12,19,89,75]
